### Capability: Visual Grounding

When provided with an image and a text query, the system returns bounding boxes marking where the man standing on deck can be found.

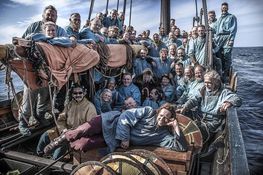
[208,10,217,37]
[188,25,206,66]
[214,2,237,81]
[19,5,68,136]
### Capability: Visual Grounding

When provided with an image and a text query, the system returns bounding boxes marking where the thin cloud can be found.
[10,0,36,6]
[0,24,26,44]
[1,0,263,47]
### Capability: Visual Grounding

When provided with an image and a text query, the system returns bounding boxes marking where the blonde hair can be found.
[43,21,56,30]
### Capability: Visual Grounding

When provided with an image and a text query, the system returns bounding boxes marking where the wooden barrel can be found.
[70,161,117,175]
[100,152,147,175]
[128,149,173,175]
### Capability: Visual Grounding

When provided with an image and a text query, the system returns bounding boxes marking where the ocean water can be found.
[0,47,262,174]
[232,47,263,175]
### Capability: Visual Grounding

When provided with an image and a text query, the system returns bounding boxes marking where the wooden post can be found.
[160,0,171,35]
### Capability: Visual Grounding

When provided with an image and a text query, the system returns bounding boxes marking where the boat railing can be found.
[226,107,249,175]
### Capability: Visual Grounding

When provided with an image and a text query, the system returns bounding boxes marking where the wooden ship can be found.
[0,0,249,174]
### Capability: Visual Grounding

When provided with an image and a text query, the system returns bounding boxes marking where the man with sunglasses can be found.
[36,84,97,160]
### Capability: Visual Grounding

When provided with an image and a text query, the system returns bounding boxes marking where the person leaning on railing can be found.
[177,70,242,143]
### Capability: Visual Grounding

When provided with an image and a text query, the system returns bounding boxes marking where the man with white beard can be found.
[177,70,242,142]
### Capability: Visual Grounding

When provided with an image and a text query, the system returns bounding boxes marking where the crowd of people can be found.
[16,2,241,160]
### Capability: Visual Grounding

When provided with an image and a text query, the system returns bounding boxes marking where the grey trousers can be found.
[19,85,51,127]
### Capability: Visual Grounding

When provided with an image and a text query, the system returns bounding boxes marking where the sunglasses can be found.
[73,92,83,95]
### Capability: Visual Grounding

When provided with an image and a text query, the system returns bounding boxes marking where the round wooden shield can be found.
[129,149,173,175]
[70,161,117,175]
[101,152,147,175]
[126,151,162,175]
[11,91,23,122]
[176,113,203,153]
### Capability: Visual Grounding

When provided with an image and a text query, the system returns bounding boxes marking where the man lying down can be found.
[44,103,188,154]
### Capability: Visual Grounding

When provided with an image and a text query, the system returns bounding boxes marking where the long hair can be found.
[156,103,177,119]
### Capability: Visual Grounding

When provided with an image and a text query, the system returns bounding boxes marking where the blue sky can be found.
[0,0,262,47]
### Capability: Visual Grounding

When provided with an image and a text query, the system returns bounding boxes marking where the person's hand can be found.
[120,140,130,149]
[71,40,77,48]
[228,40,234,47]
[65,129,83,142]
[219,101,232,113]
[167,119,178,128]
[176,107,186,114]
[167,119,180,136]
[70,137,91,152]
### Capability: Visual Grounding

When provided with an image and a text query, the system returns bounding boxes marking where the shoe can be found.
[44,134,67,154]
[18,123,31,136]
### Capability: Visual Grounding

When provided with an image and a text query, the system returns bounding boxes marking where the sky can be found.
[0,0,262,47]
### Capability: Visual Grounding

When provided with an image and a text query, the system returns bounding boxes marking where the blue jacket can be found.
[184,86,242,133]
[117,83,141,106]
[152,57,172,79]
[101,107,187,152]
[22,21,68,38]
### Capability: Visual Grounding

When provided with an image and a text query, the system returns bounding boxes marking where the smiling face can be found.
[198,26,205,38]
[175,64,184,76]
[150,89,159,101]
[44,24,56,38]
[122,74,132,87]
[184,68,192,79]
[194,66,204,82]
[107,81,116,91]
[72,87,85,103]
[168,45,177,56]
[204,76,215,92]
[124,97,137,109]
[160,49,168,60]
[161,76,170,86]
[156,108,172,127]
[101,91,112,102]
[177,48,185,59]
[43,9,57,23]
[70,14,81,31]
[140,49,147,58]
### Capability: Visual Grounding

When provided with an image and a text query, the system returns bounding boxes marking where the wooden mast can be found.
[160,0,170,35]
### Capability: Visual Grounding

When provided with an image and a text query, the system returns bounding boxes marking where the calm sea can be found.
[0,47,262,174]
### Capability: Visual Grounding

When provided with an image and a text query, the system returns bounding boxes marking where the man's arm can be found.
[228,15,237,43]
[177,92,202,114]
[165,119,188,152]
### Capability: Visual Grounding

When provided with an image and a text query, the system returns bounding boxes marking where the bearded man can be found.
[65,13,81,42]
[36,84,97,160]
[177,70,242,142]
